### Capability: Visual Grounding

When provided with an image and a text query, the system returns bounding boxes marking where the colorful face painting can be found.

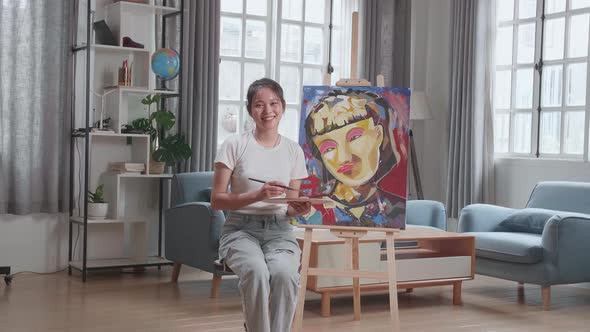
[294,87,410,229]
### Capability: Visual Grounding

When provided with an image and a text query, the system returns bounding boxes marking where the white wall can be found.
[0,214,69,273]
[495,159,590,208]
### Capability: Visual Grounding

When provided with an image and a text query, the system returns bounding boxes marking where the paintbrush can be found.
[248,178,300,192]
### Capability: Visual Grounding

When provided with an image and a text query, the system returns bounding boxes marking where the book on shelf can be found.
[110,162,146,173]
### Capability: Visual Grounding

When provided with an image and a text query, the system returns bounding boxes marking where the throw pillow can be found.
[498,208,559,234]
[195,187,212,202]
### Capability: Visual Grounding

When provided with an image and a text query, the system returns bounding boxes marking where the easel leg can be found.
[409,130,424,200]
[320,292,331,317]
[292,228,313,332]
[385,233,400,331]
[352,238,361,321]
[344,237,361,320]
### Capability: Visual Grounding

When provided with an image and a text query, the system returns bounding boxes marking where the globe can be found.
[151,48,180,80]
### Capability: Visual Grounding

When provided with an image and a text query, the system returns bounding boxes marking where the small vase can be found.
[222,112,237,133]
[165,165,175,174]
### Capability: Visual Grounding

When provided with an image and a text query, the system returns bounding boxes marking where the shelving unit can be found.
[69,0,184,281]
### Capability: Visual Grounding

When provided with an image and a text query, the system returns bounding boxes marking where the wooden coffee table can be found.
[294,227,475,317]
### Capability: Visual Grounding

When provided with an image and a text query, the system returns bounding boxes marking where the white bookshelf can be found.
[70,256,171,270]
[117,173,174,178]
[91,44,150,54]
[70,0,182,280]
[116,87,179,95]
[106,1,180,17]
[89,132,149,138]
[71,216,145,225]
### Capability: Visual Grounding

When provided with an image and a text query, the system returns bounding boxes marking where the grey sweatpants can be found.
[219,212,301,332]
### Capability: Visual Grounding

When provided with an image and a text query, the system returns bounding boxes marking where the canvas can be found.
[294,86,410,229]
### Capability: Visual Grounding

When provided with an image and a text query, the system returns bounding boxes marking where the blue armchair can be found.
[405,200,447,231]
[165,172,447,298]
[457,181,590,310]
[165,172,232,298]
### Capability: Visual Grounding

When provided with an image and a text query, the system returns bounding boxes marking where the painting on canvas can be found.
[294,86,411,229]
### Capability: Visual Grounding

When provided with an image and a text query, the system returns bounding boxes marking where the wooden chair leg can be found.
[210,274,222,298]
[542,286,551,311]
[517,282,525,303]
[171,262,182,282]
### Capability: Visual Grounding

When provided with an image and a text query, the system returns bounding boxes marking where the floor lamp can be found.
[409,91,432,200]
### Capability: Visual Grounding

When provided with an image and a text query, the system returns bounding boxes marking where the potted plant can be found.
[87,184,108,219]
[152,132,192,171]
[133,94,191,174]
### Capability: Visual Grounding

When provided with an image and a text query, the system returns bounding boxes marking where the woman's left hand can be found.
[287,201,312,216]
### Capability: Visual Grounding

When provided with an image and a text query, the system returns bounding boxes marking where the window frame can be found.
[219,0,274,145]
[218,0,342,146]
[493,0,590,161]
[276,0,332,140]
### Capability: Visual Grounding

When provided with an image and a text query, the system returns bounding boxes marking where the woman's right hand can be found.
[257,181,286,200]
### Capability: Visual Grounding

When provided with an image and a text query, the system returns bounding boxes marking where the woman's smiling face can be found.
[312,117,383,186]
[249,87,284,130]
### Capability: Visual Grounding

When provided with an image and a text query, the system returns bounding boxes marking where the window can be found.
[494,0,590,159]
[218,0,357,146]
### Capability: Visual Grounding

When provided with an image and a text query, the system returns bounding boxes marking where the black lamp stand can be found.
[1,266,11,285]
[409,129,424,200]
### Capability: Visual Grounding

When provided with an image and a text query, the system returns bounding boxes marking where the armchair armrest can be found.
[457,204,516,233]
[164,202,225,273]
[406,200,447,230]
[542,214,590,283]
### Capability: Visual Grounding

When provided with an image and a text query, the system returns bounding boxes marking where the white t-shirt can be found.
[214,131,309,215]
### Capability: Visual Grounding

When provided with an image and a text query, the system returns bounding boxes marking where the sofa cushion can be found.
[471,232,543,264]
[497,208,560,234]
[195,187,212,202]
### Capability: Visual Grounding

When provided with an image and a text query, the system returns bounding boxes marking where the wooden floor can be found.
[1,267,590,332]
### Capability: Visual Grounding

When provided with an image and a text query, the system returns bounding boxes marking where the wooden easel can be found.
[292,12,399,332]
[292,225,400,331]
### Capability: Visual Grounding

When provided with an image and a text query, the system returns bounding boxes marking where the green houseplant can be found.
[137,94,192,174]
[87,184,108,219]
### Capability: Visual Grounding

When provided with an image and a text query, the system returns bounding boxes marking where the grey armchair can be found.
[165,172,232,298]
[457,181,590,310]
[165,172,448,298]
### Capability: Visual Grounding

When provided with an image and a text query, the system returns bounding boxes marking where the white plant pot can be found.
[88,202,108,219]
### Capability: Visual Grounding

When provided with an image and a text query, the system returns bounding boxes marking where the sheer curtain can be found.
[330,0,358,83]
[445,0,496,218]
[0,0,73,214]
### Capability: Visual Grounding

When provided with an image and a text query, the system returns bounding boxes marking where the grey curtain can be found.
[362,0,411,87]
[0,0,73,214]
[446,0,495,217]
[180,0,220,172]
